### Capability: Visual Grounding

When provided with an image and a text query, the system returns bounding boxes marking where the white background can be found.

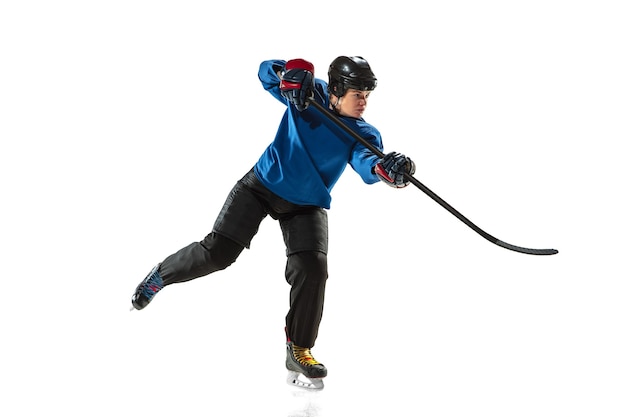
[1,1,624,416]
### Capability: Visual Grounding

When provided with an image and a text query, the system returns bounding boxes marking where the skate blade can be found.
[286,371,324,390]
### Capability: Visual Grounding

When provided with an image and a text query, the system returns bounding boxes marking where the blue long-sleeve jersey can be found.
[254,59,383,209]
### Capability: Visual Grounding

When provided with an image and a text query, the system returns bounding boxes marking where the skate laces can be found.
[292,345,321,366]
[140,269,163,299]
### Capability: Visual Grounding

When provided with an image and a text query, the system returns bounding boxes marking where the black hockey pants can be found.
[157,169,329,348]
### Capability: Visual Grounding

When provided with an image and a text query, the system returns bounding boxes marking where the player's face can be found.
[335,89,371,118]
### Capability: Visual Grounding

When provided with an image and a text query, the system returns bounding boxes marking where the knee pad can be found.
[285,251,328,286]
[200,232,245,270]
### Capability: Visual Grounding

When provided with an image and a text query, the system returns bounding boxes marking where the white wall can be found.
[1,1,624,416]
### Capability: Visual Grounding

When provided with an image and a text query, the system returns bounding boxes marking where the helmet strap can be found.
[330,96,342,114]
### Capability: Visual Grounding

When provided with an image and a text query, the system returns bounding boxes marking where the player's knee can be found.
[201,232,244,270]
[286,251,328,285]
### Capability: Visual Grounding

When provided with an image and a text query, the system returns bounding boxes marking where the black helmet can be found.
[328,56,377,98]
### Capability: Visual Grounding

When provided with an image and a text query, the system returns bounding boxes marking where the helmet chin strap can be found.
[330,96,342,114]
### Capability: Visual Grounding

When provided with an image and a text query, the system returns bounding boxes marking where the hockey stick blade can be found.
[402,174,559,256]
[307,99,558,256]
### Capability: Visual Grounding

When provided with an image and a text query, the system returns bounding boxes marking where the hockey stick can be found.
[308,99,558,255]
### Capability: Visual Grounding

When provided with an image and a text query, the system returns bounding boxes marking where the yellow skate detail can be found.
[292,345,321,366]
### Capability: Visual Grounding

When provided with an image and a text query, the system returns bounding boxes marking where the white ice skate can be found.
[286,370,325,390]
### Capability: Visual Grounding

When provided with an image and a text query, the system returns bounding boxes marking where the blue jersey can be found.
[254,59,383,209]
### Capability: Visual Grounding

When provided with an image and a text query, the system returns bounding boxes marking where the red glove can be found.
[280,59,315,111]
[374,152,416,188]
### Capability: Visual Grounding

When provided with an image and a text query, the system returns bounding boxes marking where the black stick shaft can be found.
[308,99,558,255]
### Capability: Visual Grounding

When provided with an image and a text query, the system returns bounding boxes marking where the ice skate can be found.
[286,341,326,390]
[130,264,163,310]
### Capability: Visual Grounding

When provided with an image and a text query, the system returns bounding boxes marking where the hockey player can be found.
[131,56,415,389]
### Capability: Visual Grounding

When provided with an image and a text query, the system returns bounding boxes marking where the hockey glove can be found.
[280,59,315,111]
[374,152,416,188]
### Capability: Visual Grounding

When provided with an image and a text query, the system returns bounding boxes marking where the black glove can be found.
[374,152,416,188]
[280,59,315,111]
